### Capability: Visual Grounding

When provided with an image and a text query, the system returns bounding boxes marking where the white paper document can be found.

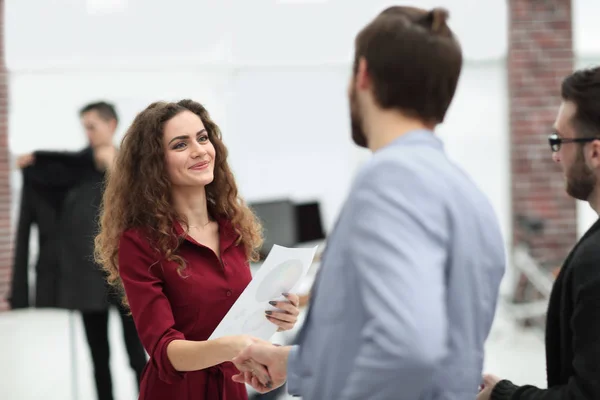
[209,244,318,341]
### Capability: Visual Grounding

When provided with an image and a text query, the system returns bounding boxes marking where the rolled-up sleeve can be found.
[119,230,186,383]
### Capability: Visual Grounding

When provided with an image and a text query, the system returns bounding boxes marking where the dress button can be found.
[226,290,232,297]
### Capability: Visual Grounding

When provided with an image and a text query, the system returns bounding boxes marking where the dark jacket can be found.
[10,148,115,311]
[9,154,82,308]
[492,218,600,399]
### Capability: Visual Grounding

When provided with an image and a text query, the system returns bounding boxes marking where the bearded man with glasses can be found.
[548,129,599,201]
[478,66,600,400]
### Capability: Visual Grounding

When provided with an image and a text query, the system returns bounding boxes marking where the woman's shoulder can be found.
[120,225,180,255]
[118,227,166,266]
[120,227,154,249]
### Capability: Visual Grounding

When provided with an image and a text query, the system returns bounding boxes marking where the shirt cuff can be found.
[286,345,303,396]
[156,332,187,384]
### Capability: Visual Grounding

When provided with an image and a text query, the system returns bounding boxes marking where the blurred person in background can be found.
[16,102,147,400]
[231,6,506,400]
[94,99,300,400]
[478,67,600,400]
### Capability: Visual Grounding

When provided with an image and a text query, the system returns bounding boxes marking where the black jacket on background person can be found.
[492,218,600,399]
[56,147,117,311]
[9,148,116,311]
[10,152,82,308]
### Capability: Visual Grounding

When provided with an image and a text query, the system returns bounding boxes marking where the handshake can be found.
[227,292,301,394]
[231,341,292,394]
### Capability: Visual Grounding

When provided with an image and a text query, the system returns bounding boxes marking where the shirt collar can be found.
[384,129,443,151]
[173,216,239,252]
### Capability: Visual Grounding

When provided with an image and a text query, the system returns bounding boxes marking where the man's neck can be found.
[364,108,432,152]
[588,186,600,216]
[91,141,114,149]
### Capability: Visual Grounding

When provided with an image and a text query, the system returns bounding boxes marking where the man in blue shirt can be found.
[233,6,506,399]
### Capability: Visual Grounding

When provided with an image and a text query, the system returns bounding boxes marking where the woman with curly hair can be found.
[94,99,300,400]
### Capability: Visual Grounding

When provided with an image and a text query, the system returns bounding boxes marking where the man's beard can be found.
[566,149,596,201]
[349,84,368,148]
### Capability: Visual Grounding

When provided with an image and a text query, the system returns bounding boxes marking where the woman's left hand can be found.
[265,293,300,332]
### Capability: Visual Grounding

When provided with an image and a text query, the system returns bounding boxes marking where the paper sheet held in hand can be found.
[208,244,317,342]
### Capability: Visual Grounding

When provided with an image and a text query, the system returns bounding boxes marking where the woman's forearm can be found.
[166,337,237,372]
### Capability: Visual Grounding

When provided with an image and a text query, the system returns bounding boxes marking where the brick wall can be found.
[509,0,576,267]
[0,0,9,311]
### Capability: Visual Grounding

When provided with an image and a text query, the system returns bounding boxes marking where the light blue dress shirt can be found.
[287,130,506,399]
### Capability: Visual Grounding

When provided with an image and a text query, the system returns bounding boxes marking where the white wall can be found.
[7,0,600,239]
[6,0,508,69]
[4,0,510,235]
[574,0,600,59]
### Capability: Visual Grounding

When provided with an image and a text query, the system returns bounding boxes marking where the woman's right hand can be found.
[221,335,269,359]
[221,335,271,386]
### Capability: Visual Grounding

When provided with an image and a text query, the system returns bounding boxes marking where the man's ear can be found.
[587,139,600,169]
[109,118,118,133]
[356,57,371,91]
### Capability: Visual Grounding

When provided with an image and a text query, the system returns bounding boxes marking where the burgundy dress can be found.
[118,219,252,400]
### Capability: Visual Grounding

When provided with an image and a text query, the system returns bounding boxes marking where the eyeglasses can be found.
[548,132,599,152]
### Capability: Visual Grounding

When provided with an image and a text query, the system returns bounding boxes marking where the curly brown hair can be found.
[94,99,263,302]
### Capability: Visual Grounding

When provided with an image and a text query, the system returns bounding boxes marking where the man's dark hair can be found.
[79,101,119,124]
[561,66,600,137]
[353,6,462,124]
